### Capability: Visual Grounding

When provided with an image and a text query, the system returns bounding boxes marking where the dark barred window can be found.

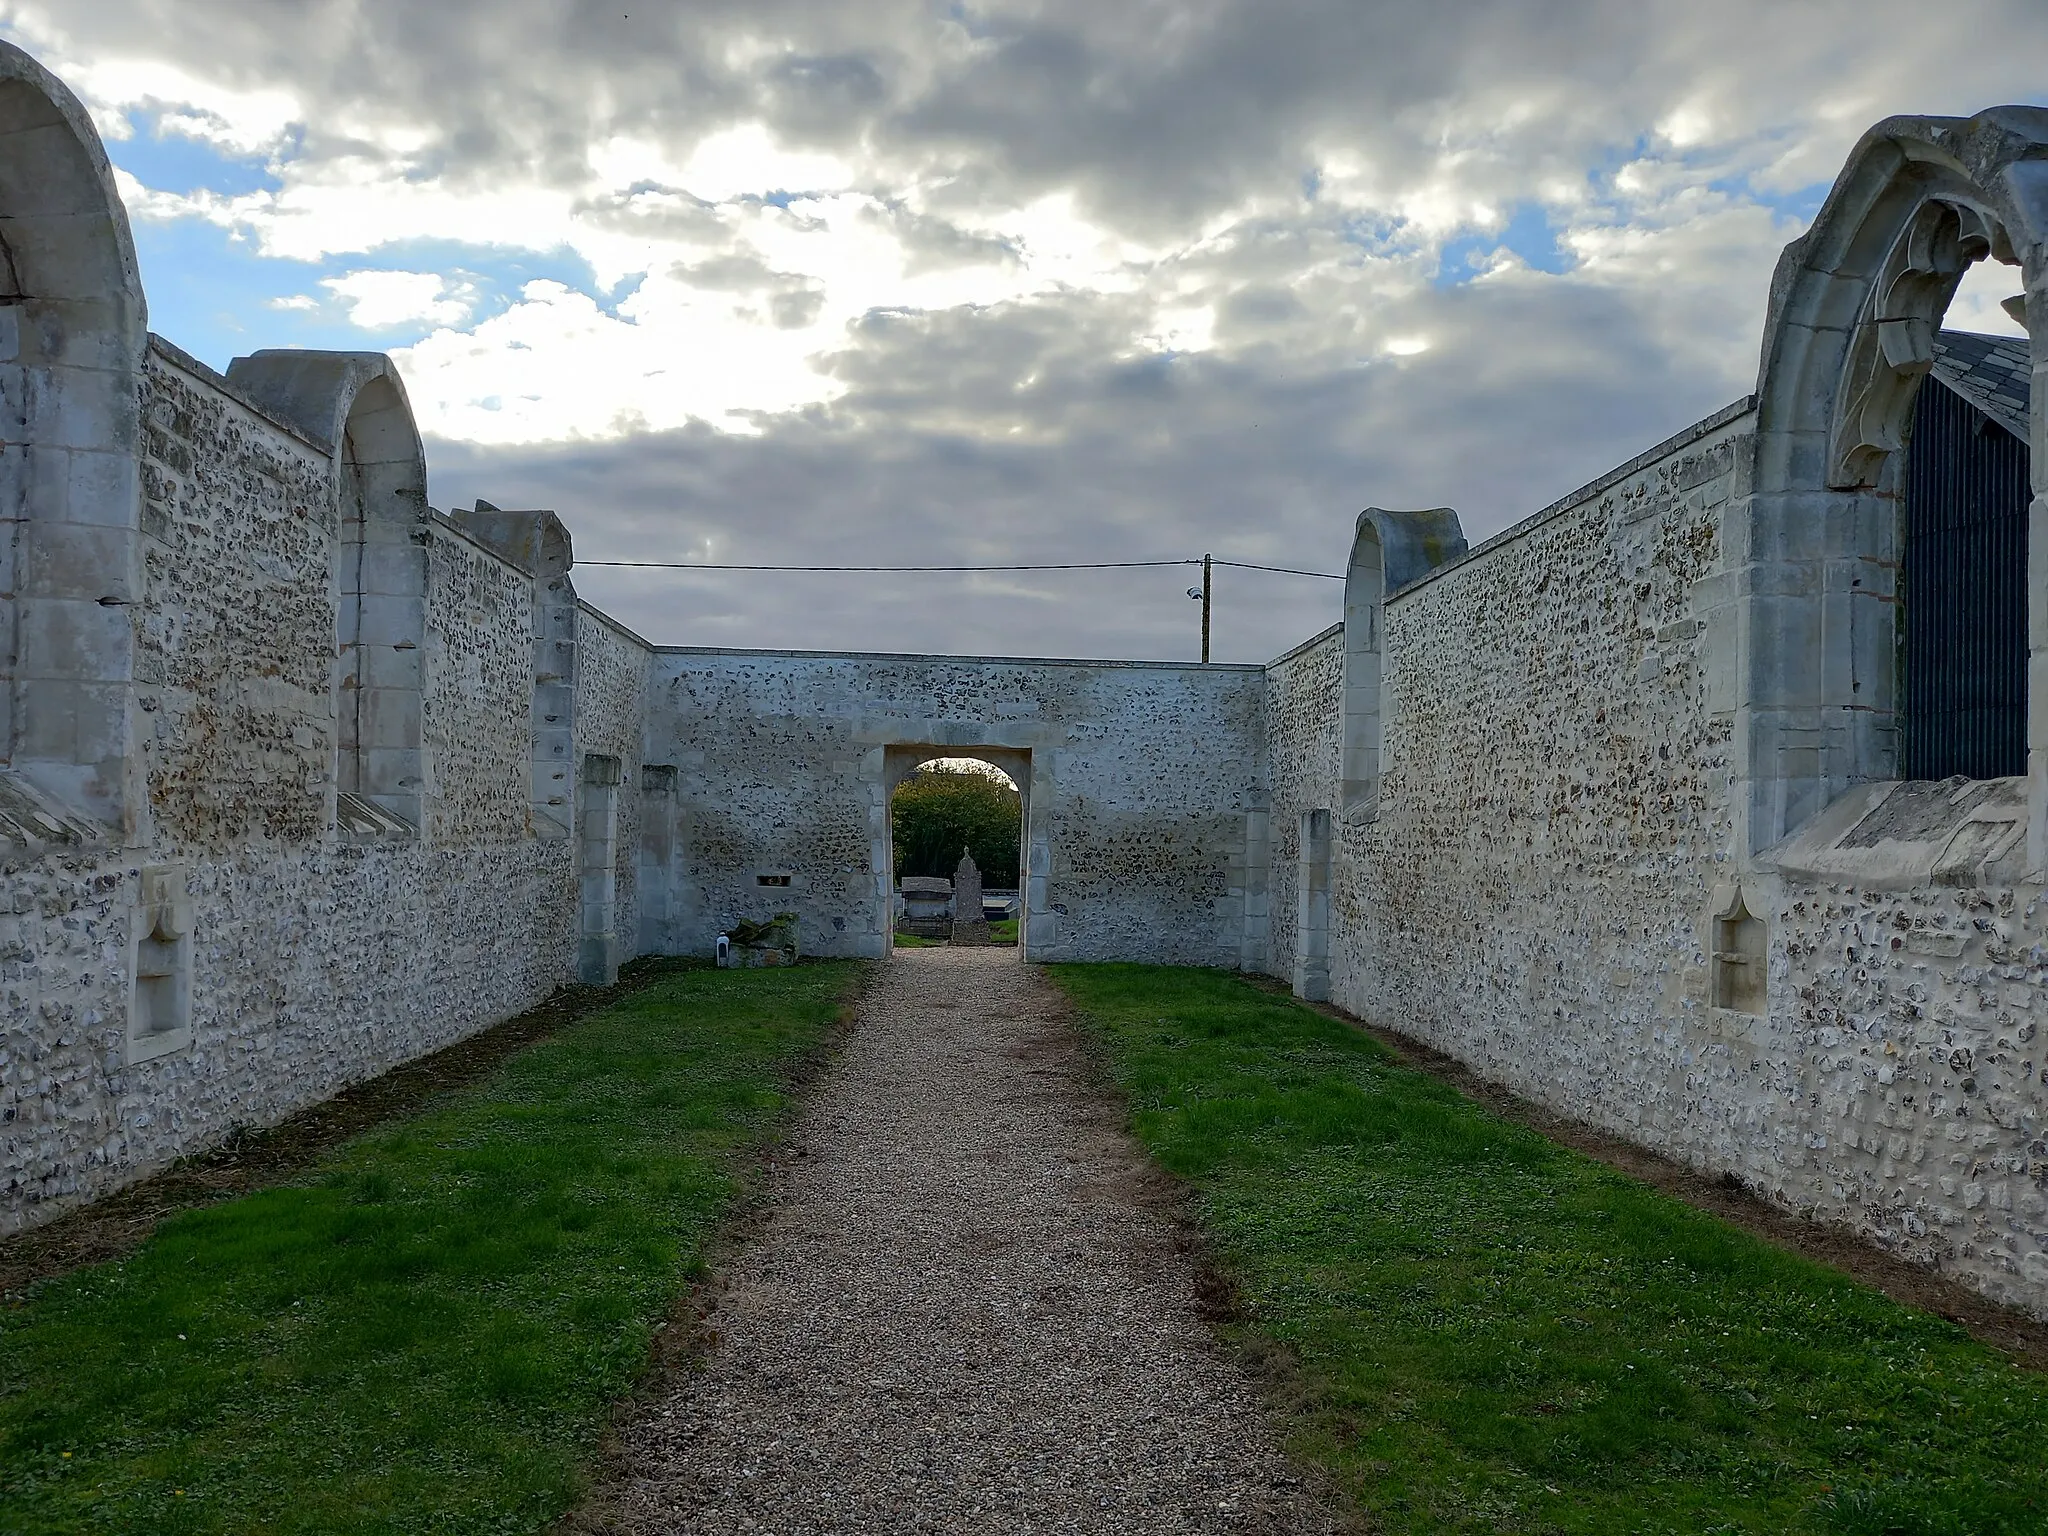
[1901,342,2031,781]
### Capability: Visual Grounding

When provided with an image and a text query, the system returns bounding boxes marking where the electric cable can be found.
[575,556,1344,578]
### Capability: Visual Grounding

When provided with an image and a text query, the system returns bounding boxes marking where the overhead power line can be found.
[1210,558,1344,580]
[576,555,1345,579]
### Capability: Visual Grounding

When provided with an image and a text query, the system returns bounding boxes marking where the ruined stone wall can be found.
[1736,873,2048,1313]
[1329,410,1737,1114]
[0,842,129,1228]
[139,346,335,850]
[643,649,1265,964]
[2,347,579,1234]
[425,521,534,846]
[1267,402,2048,1317]
[575,603,651,957]
[1261,625,1342,985]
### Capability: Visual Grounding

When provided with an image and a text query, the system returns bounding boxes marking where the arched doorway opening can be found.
[887,753,1024,949]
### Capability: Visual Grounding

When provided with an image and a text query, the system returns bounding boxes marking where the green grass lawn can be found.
[893,918,1018,948]
[1050,964,2048,1536]
[0,962,859,1536]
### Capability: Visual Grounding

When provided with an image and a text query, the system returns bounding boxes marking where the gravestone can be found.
[898,875,953,938]
[950,850,992,946]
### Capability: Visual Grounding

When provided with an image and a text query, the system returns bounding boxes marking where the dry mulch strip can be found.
[1251,977,2048,1373]
[0,957,689,1301]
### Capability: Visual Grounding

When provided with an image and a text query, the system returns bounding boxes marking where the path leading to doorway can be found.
[597,946,1337,1534]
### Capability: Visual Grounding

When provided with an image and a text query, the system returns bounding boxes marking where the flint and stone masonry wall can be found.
[1,343,655,1233]
[642,648,1266,965]
[576,602,653,965]
[1261,403,2048,1318]
[7,34,2048,1328]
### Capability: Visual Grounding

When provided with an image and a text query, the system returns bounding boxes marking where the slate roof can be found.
[1932,329,2031,444]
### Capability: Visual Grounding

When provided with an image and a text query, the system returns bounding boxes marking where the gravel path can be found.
[597,946,1340,1534]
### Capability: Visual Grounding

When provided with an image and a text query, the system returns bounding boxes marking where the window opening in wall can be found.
[756,873,792,887]
[533,519,577,839]
[126,864,192,1063]
[1711,893,1767,1016]
[1901,354,2030,781]
[890,757,1022,946]
[1739,148,2044,853]
[578,753,621,985]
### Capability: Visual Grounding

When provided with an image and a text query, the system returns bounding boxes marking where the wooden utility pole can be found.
[1200,553,1212,663]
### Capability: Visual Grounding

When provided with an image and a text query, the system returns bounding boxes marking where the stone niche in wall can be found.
[1709,889,1767,1015]
[126,864,192,1064]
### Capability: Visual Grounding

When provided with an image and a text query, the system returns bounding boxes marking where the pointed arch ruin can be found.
[1736,109,2048,859]
[0,42,148,836]
[226,351,433,834]
[1339,507,1465,819]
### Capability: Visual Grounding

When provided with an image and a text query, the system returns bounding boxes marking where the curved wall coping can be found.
[146,336,330,457]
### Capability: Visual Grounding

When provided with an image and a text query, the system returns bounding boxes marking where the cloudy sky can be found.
[16,2,2043,661]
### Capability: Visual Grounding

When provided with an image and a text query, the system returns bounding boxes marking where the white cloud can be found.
[321,270,476,330]
[7,0,2046,657]
[394,277,849,442]
[676,123,857,203]
[1947,257,2029,338]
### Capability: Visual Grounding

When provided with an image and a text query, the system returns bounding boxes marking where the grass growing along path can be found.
[0,962,860,1536]
[892,917,1019,949]
[1052,964,2048,1536]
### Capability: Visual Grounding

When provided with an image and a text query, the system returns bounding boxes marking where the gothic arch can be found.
[226,351,431,833]
[0,41,148,835]
[1737,109,2048,859]
[1340,507,1465,818]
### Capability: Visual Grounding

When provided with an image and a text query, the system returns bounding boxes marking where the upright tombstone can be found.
[950,849,992,946]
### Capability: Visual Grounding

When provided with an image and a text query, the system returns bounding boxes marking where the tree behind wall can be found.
[892,766,1020,886]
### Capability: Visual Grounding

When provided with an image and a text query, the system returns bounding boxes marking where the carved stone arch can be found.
[1830,195,2009,487]
[0,41,149,836]
[1340,507,1465,818]
[225,351,431,835]
[1738,108,2048,859]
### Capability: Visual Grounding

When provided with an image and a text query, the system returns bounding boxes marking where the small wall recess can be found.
[126,864,193,1064]
[1710,888,1767,1016]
